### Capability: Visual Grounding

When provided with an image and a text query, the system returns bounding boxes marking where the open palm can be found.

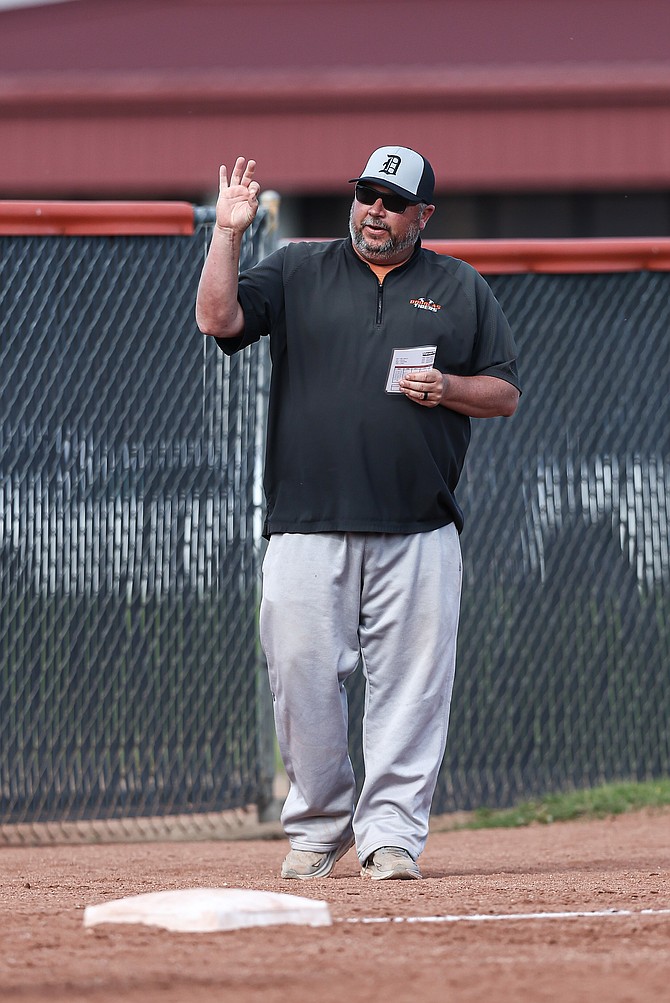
[216,158,260,233]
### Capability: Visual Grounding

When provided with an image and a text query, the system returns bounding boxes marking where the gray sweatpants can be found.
[259,525,462,864]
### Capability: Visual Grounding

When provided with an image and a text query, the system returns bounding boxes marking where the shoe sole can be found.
[361,867,422,880]
[281,837,355,880]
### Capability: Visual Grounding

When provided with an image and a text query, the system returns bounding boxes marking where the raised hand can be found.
[215,158,261,234]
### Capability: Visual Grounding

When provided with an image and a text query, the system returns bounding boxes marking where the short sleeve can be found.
[215,246,287,356]
[469,270,521,391]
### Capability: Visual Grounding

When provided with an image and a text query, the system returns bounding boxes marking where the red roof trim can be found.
[1,63,670,113]
[0,200,195,234]
[423,238,670,273]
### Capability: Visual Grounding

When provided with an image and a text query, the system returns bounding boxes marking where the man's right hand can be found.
[196,157,261,338]
[216,158,261,234]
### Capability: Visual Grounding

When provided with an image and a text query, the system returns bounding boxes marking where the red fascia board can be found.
[0,201,195,235]
[422,239,670,273]
[284,238,670,273]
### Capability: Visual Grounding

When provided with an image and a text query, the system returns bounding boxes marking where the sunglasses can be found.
[354,183,414,214]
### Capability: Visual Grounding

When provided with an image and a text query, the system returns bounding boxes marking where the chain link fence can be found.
[0,203,276,838]
[1,211,668,841]
[348,267,670,812]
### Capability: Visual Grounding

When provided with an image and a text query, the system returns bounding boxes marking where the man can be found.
[196,146,520,880]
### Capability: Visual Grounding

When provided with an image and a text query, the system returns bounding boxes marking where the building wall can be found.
[1,0,669,237]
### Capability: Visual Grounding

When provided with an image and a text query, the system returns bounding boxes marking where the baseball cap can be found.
[349,146,435,204]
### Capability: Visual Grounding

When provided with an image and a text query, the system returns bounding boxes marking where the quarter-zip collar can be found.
[345,237,423,280]
[345,238,423,326]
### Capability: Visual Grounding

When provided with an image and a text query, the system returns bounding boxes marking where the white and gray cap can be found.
[350,146,435,204]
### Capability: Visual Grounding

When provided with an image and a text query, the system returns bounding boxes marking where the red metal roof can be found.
[1,0,668,72]
[1,0,669,198]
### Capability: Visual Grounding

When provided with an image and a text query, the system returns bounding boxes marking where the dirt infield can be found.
[1,808,669,1002]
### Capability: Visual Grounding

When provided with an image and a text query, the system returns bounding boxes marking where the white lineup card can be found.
[385,345,437,393]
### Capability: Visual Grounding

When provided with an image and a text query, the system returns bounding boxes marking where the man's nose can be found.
[368,197,385,215]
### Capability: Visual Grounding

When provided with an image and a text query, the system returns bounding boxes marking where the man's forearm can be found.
[439,374,519,418]
[195,226,246,338]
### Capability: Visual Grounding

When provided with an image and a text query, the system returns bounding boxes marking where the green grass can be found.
[447,779,670,830]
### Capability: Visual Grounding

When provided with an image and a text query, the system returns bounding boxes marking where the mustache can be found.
[362,218,390,231]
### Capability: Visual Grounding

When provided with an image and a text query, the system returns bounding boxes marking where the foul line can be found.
[341,907,670,926]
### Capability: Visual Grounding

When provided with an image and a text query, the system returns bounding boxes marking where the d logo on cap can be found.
[380,155,402,177]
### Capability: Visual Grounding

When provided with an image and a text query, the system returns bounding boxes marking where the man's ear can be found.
[419,204,436,229]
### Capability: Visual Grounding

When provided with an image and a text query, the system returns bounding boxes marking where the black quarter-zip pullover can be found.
[217,238,520,537]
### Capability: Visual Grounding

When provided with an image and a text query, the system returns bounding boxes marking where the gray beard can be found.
[349,205,421,261]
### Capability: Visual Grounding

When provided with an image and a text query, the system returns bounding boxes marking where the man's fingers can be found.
[242,160,257,185]
[220,160,259,197]
[398,369,442,407]
[229,156,247,185]
[229,157,255,187]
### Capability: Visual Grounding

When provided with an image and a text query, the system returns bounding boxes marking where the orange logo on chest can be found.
[410,298,442,313]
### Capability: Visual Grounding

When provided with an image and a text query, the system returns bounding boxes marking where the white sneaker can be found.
[361,846,422,880]
[281,837,355,879]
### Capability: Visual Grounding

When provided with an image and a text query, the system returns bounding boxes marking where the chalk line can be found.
[341,907,670,926]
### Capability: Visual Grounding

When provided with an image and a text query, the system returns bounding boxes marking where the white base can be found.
[83,887,332,933]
